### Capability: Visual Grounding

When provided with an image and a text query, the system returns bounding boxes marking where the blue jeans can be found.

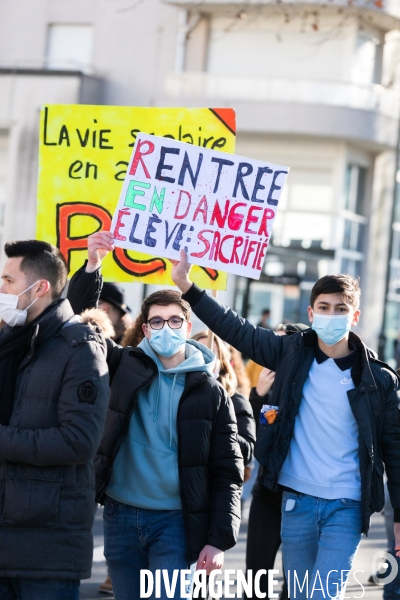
[281,490,362,600]
[0,579,79,600]
[103,497,196,600]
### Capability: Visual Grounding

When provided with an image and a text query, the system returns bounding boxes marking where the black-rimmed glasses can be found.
[147,317,185,330]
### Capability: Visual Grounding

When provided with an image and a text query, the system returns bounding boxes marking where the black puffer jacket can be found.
[182,284,400,534]
[0,300,110,580]
[230,391,256,466]
[96,343,243,561]
[68,266,244,560]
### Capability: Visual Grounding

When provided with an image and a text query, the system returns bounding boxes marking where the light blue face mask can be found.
[149,326,187,358]
[311,313,352,346]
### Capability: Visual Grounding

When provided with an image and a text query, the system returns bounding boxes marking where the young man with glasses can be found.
[67,232,244,600]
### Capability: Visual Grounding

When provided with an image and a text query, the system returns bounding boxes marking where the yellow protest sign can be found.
[37,105,236,289]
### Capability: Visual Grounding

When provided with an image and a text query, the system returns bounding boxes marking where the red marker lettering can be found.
[208,231,221,261]
[256,241,268,270]
[244,240,258,266]
[113,208,131,241]
[129,139,155,178]
[210,199,230,228]
[191,230,213,258]
[240,237,250,265]
[228,203,246,231]
[219,235,234,264]
[245,206,262,234]
[230,236,244,264]
[252,241,261,269]
[174,190,191,219]
[193,195,208,224]
[258,208,275,237]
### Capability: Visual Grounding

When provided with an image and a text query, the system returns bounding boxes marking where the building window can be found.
[341,258,362,278]
[343,219,365,253]
[46,24,94,72]
[345,164,367,215]
[340,163,368,278]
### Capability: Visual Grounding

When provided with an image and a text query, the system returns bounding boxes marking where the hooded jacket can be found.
[94,340,243,560]
[230,392,256,466]
[107,338,216,510]
[67,265,244,559]
[181,284,400,534]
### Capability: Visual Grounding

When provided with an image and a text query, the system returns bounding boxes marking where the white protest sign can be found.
[111,134,289,279]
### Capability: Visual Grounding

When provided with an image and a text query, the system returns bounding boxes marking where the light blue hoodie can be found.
[106,338,215,510]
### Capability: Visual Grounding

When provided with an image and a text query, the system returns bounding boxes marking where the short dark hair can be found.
[141,290,191,323]
[310,275,361,309]
[4,240,68,300]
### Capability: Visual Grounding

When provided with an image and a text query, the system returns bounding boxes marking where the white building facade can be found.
[0,0,399,352]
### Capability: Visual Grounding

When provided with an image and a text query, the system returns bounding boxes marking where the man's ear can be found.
[307,306,314,323]
[35,280,51,298]
[186,320,193,338]
[142,322,151,339]
[352,309,361,327]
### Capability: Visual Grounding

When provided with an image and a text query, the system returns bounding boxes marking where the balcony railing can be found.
[165,73,400,120]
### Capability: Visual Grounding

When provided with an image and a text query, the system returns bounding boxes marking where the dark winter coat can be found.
[0,300,110,580]
[231,391,256,466]
[182,284,400,534]
[67,267,244,561]
[96,344,243,561]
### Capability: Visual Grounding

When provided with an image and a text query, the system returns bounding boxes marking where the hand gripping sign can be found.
[36,105,237,289]
[111,134,289,279]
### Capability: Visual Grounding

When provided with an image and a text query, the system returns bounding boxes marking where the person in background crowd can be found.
[67,231,244,600]
[121,313,145,348]
[246,357,264,389]
[69,270,132,345]
[171,250,400,600]
[0,240,110,600]
[246,323,309,600]
[191,331,256,466]
[257,308,271,329]
[98,282,132,344]
[246,324,286,388]
[224,342,253,488]
[229,344,252,398]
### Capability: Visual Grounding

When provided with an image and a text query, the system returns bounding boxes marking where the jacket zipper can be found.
[97,360,158,500]
[176,373,208,557]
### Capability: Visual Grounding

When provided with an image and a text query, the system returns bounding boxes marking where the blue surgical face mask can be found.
[149,326,187,358]
[311,313,352,346]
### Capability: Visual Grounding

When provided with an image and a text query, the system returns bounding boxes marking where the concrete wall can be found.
[0,73,90,263]
[0,0,180,106]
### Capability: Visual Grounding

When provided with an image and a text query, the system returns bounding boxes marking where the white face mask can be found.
[0,281,41,327]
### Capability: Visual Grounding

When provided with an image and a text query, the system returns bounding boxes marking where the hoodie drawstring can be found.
[153,375,161,423]
[169,374,178,447]
[153,373,178,447]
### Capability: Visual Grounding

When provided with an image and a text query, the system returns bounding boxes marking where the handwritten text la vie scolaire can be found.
[42,107,228,182]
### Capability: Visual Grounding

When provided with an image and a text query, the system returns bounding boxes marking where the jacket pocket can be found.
[2,464,63,527]
[254,422,278,468]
